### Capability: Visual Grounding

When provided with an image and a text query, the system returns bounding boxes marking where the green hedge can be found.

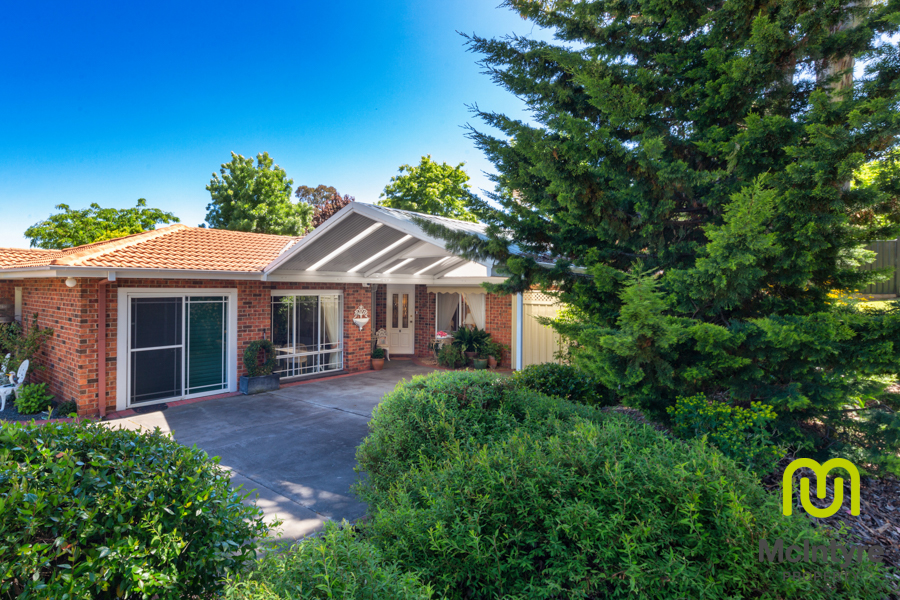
[0,420,268,599]
[355,370,602,502]
[223,521,432,600]
[511,362,614,407]
[357,371,891,600]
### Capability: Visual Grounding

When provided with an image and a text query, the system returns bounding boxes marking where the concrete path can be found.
[107,360,435,541]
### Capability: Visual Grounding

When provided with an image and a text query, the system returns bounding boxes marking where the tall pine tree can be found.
[419,0,900,470]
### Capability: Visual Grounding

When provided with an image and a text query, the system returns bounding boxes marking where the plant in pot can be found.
[451,327,490,364]
[472,352,488,370]
[371,347,386,371]
[485,340,507,369]
[240,340,280,394]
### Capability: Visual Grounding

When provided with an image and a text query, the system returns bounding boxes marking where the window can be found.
[272,292,342,378]
[435,293,485,332]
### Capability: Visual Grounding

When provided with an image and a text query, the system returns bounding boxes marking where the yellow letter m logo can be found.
[782,458,860,517]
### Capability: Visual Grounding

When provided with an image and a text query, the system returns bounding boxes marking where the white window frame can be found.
[435,292,485,334]
[270,290,344,379]
[115,288,238,411]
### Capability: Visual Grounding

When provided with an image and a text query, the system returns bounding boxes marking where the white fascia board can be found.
[265,272,508,286]
[0,266,267,281]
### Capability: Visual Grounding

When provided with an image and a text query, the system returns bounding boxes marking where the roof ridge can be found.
[52,224,189,266]
[0,247,58,253]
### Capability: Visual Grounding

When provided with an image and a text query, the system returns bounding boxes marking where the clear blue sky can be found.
[0,1,542,247]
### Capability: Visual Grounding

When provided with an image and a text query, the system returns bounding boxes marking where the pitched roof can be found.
[0,248,59,268]
[0,225,301,272]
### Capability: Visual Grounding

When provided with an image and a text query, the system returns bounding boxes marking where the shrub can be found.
[450,327,489,353]
[0,313,53,375]
[0,419,268,599]
[436,343,465,369]
[511,362,614,407]
[355,370,604,503]
[667,394,783,473]
[372,347,385,359]
[52,399,78,418]
[13,382,53,415]
[223,521,433,600]
[365,417,891,600]
[244,339,277,377]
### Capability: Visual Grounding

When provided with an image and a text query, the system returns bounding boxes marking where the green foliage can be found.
[23,199,179,249]
[449,326,489,353]
[13,382,53,415]
[222,521,433,600]
[0,419,268,599]
[355,370,604,502]
[243,339,277,377]
[205,152,312,235]
[52,400,78,418]
[667,394,783,473]
[482,339,506,360]
[512,362,614,407]
[378,155,477,221]
[366,419,889,600]
[372,347,385,359]
[0,314,53,376]
[422,0,900,471]
[436,344,466,369]
[295,184,355,228]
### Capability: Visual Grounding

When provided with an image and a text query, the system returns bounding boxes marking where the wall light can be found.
[65,277,77,288]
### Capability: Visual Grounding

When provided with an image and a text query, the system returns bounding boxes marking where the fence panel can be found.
[859,239,899,296]
[523,291,564,367]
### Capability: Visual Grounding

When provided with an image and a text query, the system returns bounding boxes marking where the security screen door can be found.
[129,296,228,405]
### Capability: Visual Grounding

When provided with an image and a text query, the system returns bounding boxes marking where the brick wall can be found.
[14,277,374,415]
[485,293,512,368]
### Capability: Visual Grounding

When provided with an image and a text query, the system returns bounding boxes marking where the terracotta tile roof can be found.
[0,225,302,272]
[0,247,60,267]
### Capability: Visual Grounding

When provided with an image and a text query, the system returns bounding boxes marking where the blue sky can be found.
[0,1,540,247]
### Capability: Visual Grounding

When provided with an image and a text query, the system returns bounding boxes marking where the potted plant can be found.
[240,339,280,394]
[472,353,488,370]
[371,347,386,371]
[485,340,507,369]
[451,327,490,364]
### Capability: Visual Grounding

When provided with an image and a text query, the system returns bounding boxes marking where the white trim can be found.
[386,284,415,354]
[348,235,413,273]
[515,292,524,371]
[414,257,450,276]
[270,289,345,297]
[306,223,384,271]
[383,258,414,275]
[115,288,238,412]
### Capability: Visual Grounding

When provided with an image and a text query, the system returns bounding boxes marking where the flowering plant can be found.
[436,331,449,338]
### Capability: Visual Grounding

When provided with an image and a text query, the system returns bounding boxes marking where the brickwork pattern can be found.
[15,278,373,415]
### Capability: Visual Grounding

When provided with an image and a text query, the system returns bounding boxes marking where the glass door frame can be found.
[115,288,238,411]
[270,289,344,380]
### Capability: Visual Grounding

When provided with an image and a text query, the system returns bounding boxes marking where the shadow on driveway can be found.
[108,360,435,540]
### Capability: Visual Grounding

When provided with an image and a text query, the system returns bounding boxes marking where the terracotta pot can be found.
[372,358,385,371]
[487,355,498,369]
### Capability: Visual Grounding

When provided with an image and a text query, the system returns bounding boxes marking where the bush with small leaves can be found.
[13,382,53,415]
[0,419,268,599]
[511,362,615,407]
[436,343,466,369]
[223,521,433,600]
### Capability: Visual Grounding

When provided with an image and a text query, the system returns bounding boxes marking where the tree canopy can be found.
[205,152,312,235]
[295,184,355,228]
[378,155,478,222]
[24,199,179,249]
[420,0,900,471]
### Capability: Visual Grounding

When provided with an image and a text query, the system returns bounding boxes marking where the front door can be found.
[387,285,415,354]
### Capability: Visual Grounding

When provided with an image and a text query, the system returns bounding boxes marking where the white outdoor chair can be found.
[0,359,29,412]
[375,328,391,361]
[0,354,9,374]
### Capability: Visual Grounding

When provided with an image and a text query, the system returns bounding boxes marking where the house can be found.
[0,203,534,416]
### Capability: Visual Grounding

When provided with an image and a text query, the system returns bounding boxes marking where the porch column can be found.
[515,292,523,371]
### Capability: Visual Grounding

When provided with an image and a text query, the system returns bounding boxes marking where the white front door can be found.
[387,285,415,354]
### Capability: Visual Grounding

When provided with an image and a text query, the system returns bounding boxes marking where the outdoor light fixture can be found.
[352,306,370,331]
[65,277,77,288]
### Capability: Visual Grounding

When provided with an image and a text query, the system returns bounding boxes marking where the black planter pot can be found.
[239,373,281,395]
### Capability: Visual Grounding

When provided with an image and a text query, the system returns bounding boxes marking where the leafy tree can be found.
[295,184,355,228]
[378,155,478,222]
[419,1,900,471]
[24,199,179,249]
[205,152,312,235]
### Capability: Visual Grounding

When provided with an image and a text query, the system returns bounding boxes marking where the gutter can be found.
[97,275,114,418]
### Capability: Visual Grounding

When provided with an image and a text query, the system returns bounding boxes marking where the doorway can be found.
[386,285,415,354]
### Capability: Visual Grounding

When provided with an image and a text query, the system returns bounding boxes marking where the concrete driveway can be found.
[108,360,435,540]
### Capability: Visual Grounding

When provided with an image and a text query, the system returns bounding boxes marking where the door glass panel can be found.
[391,294,399,328]
[131,297,181,349]
[272,296,294,357]
[295,296,320,353]
[187,298,227,395]
[402,294,409,328]
[131,348,182,404]
[320,295,341,351]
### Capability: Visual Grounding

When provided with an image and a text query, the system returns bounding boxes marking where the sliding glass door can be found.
[128,295,229,405]
[271,292,342,378]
